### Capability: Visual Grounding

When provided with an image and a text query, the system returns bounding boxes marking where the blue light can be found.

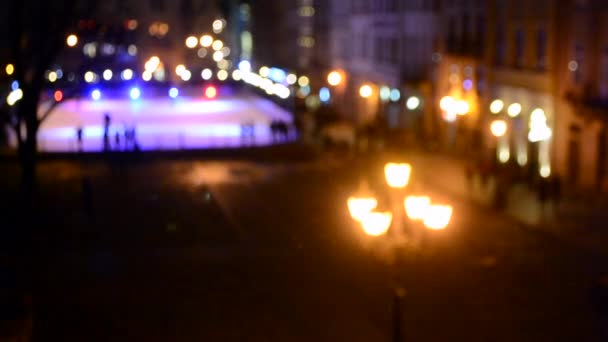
[169,87,179,98]
[11,81,19,91]
[238,60,251,72]
[91,89,101,101]
[129,87,141,100]
[319,87,331,103]
[268,68,287,83]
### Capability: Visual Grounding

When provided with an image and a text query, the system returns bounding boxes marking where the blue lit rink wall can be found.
[17,90,293,152]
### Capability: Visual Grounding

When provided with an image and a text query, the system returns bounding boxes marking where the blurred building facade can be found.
[327,0,439,129]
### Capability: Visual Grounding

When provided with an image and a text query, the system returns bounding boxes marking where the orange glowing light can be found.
[205,86,217,99]
[53,90,63,102]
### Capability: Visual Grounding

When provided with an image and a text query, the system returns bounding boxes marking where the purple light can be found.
[463,79,473,91]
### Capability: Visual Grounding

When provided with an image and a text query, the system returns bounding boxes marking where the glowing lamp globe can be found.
[384,163,412,189]
[347,197,378,222]
[360,212,393,237]
[423,205,453,230]
[404,196,431,220]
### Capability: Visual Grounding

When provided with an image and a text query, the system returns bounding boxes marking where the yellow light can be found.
[217,69,228,81]
[145,56,160,72]
[540,165,551,178]
[84,71,96,83]
[404,196,431,220]
[6,88,23,106]
[232,69,242,81]
[212,40,224,51]
[490,119,507,138]
[286,73,297,85]
[5,64,14,76]
[490,99,504,114]
[384,163,412,189]
[499,148,510,163]
[48,71,58,83]
[217,59,230,70]
[185,36,198,48]
[423,205,452,230]
[359,212,392,237]
[66,34,78,47]
[507,103,522,117]
[327,71,342,86]
[200,35,213,47]
[175,64,186,76]
[142,71,152,81]
[455,100,470,115]
[347,197,378,222]
[298,75,310,87]
[439,96,454,111]
[359,84,373,98]
[406,96,420,110]
[259,66,270,77]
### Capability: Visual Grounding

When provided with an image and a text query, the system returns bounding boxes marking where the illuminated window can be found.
[298,6,315,16]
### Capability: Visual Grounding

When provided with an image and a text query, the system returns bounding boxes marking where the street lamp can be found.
[490,119,507,138]
[348,162,453,342]
[359,84,373,98]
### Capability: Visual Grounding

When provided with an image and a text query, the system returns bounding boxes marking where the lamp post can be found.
[348,162,453,342]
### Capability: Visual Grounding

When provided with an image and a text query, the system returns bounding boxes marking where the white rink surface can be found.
[16,94,293,152]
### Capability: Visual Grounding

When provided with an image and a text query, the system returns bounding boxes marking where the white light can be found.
[379,86,391,101]
[440,96,455,112]
[490,99,504,114]
[406,96,420,110]
[121,69,134,81]
[528,108,552,142]
[232,69,242,81]
[507,103,522,117]
[84,71,96,83]
[103,69,113,81]
[213,19,224,33]
[129,87,141,100]
[455,100,469,115]
[443,111,457,122]
[490,119,508,138]
[327,71,342,86]
[238,60,251,72]
[175,64,186,76]
[66,34,78,47]
[390,89,401,102]
[201,68,213,80]
[213,51,224,62]
[221,47,230,57]
[286,73,297,85]
[359,85,373,98]
[200,35,213,47]
[91,89,101,101]
[128,45,137,56]
[181,70,192,81]
[518,154,528,166]
[217,69,228,81]
[197,48,207,58]
[499,148,510,163]
[169,87,179,98]
[568,60,578,72]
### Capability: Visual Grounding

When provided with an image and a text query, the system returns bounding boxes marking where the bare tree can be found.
[4,0,97,199]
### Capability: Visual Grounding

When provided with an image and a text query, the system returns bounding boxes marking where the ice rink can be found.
[17,92,293,152]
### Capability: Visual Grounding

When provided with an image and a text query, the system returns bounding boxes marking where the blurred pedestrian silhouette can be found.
[76,126,83,152]
[241,121,255,146]
[270,120,289,143]
[103,113,111,152]
[114,132,121,151]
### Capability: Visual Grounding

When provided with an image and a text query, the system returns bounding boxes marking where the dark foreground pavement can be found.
[0,151,607,341]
